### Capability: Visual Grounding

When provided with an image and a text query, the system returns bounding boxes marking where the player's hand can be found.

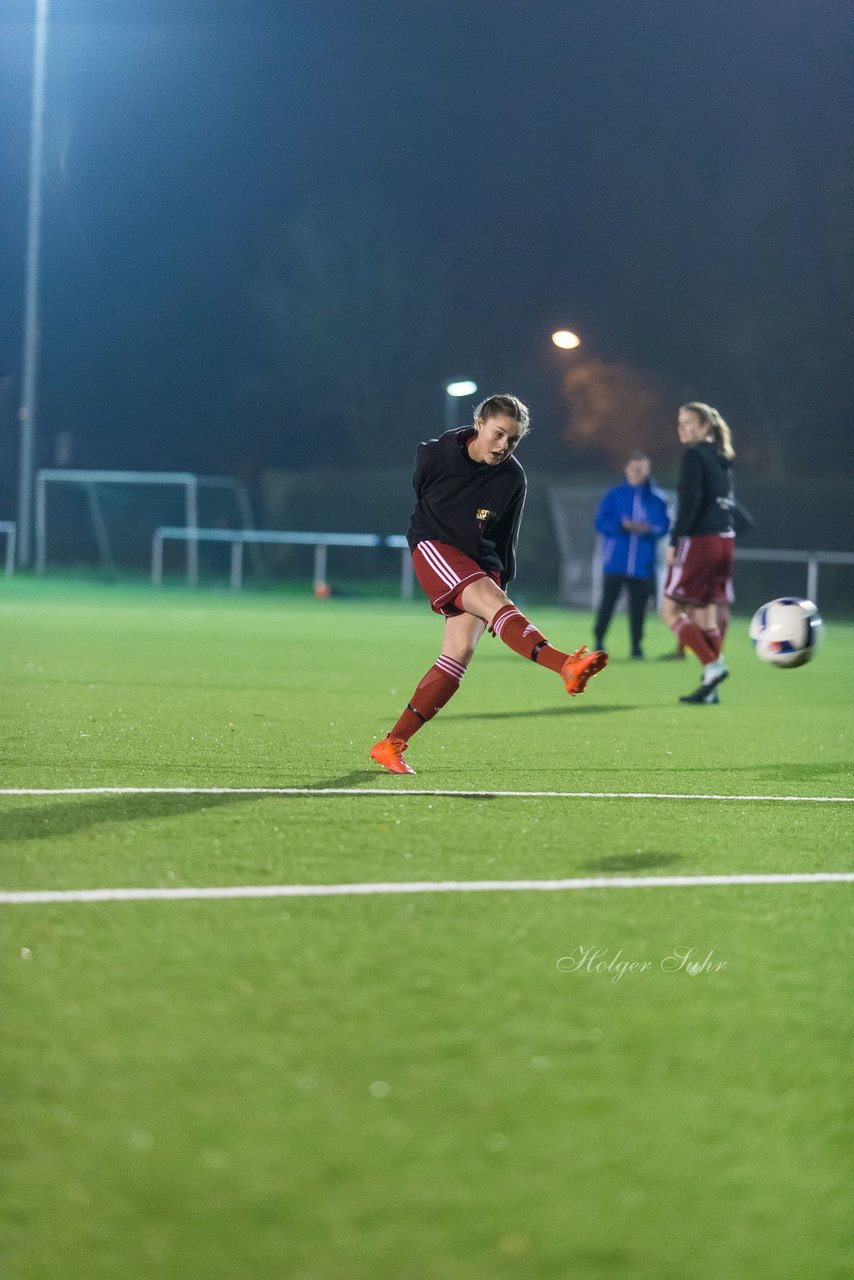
[665,545,676,566]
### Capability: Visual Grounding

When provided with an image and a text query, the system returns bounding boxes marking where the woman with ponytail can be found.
[661,402,737,705]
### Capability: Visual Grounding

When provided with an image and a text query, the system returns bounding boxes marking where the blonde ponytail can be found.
[682,402,735,459]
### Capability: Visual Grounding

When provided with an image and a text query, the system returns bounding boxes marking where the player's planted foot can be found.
[701,657,729,690]
[561,646,609,697]
[680,684,721,705]
[370,736,415,775]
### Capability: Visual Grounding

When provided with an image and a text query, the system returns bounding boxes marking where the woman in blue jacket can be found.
[593,453,670,657]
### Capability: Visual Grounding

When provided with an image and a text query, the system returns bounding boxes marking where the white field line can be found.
[0,787,852,803]
[1,873,853,906]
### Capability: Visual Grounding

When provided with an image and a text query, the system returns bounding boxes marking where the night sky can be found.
[1,0,852,485]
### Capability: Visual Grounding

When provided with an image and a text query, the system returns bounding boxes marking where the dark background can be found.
[1,0,852,510]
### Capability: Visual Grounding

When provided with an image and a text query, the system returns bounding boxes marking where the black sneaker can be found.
[700,659,729,692]
[679,684,721,705]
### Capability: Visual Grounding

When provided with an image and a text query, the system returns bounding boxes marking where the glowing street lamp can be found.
[444,378,478,432]
[551,330,581,350]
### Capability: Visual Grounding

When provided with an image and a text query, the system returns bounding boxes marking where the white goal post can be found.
[35,470,257,584]
[548,485,676,609]
[0,521,16,576]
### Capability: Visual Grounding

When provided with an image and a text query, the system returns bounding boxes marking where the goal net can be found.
[35,470,258,581]
[548,484,675,608]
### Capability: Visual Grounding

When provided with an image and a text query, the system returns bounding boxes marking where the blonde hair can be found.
[474,393,531,439]
[681,402,735,459]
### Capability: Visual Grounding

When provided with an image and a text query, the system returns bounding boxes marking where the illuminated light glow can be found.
[445,380,478,397]
[551,330,581,349]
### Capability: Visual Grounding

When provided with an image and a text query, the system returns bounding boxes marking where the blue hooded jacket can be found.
[595,479,670,579]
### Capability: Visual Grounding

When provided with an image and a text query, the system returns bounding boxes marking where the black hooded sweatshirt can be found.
[670,440,735,545]
[406,427,526,588]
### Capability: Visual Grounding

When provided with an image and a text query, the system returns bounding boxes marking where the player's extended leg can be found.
[458,577,607,697]
[369,613,486,775]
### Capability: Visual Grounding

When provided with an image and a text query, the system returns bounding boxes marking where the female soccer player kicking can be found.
[370,394,608,775]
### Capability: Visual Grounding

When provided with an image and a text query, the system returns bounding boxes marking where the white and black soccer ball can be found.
[749,597,823,668]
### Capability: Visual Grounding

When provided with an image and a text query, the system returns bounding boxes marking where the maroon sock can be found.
[702,628,722,659]
[389,655,466,741]
[489,603,570,673]
[672,615,717,666]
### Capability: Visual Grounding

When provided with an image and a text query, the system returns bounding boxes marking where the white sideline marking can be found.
[1,873,852,905]
[0,786,852,803]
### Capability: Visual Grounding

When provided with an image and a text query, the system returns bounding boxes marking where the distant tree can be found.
[244,201,450,466]
[712,156,854,478]
[694,37,854,480]
[559,357,682,472]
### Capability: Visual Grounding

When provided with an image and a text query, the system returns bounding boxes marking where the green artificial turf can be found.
[1,578,852,1280]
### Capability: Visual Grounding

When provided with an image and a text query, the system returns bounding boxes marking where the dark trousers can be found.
[594,574,654,654]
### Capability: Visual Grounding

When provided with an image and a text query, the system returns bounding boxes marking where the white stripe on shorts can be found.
[417,541,459,590]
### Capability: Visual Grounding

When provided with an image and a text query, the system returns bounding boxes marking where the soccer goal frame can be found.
[547,485,854,609]
[35,470,257,584]
[548,484,676,609]
[0,521,16,577]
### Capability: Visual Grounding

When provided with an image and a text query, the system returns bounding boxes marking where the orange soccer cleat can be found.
[561,646,609,697]
[369,736,415,775]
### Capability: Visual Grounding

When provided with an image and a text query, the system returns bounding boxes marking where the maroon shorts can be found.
[664,533,735,606]
[412,540,499,616]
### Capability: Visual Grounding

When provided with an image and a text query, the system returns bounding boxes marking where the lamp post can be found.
[17,0,50,567]
[444,379,478,433]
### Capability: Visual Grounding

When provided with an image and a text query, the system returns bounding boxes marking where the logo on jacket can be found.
[476,508,495,522]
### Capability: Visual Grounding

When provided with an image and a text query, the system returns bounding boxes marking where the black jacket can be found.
[406,427,527,587]
[670,441,735,544]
